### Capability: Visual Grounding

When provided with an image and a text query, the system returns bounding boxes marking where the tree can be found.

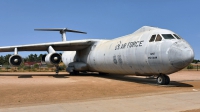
[27,54,35,62]
[0,56,4,65]
[25,53,46,62]
[192,59,200,64]
[3,54,11,65]
[38,54,43,62]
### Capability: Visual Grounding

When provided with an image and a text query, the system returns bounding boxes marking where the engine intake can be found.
[44,53,61,65]
[9,55,23,66]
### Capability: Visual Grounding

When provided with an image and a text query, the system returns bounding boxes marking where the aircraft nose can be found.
[168,41,194,69]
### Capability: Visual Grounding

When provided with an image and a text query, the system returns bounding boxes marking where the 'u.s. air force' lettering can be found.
[115,40,144,50]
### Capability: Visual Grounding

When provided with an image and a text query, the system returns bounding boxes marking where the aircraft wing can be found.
[0,39,98,52]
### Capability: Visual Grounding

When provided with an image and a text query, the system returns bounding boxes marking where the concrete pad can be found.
[0,91,200,112]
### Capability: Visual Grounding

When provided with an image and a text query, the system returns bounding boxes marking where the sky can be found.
[0,0,200,59]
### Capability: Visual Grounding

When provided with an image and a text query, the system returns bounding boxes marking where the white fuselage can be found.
[62,27,194,76]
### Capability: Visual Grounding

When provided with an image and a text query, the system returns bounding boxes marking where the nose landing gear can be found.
[157,74,170,85]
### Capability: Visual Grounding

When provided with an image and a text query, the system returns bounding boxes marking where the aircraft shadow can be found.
[52,75,69,78]
[71,73,193,87]
[96,74,193,87]
[0,72,193,87]
[18,75,33,78]
[0,73,69,78]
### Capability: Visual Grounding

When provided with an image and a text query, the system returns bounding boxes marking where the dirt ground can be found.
[0,71,199,108]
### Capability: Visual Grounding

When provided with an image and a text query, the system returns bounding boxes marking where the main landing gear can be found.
[55,65,59,74]
[157,74,170,85]
[70,70,79,75]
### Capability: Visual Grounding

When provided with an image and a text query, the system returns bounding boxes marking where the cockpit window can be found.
[155,34,162,41]
[149,35,156,42]
[173,34,181,39]
[162,34,175,39]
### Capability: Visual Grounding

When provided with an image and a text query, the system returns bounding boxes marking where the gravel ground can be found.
[0,71,199,109]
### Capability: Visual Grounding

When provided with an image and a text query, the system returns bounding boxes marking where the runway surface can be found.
[0,91,200,112]
[0,71,199,111]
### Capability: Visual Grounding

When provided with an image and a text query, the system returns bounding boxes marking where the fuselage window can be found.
[155,34,162,41]
[162,34,175,39]
[173,34,181,39]
[149,35,156,42]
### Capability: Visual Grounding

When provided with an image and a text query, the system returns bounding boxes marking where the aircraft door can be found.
[146,34,162,74]
[135,32,152,75]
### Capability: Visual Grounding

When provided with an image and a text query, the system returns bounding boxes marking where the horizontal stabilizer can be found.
[34,28,87,34]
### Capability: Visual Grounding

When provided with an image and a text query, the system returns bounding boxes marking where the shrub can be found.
[187,64,194,69]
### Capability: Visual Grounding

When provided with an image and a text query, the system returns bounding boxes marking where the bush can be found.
[187,64,194,69]
[23,66,31,70]
[59,65,66,70]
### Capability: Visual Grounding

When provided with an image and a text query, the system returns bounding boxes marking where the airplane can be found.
[0,26,194,85]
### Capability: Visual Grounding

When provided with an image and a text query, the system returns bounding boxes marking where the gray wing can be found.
[0,40,98,52]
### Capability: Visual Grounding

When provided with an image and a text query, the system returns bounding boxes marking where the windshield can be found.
[162,34,175,39]
[155,34,162,41]
[173,34,181,39]
[149,35,156,42]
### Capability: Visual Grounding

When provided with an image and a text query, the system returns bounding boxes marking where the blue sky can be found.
[0,0,200,59]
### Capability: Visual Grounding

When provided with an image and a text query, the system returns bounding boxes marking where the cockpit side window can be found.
[173,34,181,39]
[162,34,175,39]
[149,35,156,42]
[155,34,162,41]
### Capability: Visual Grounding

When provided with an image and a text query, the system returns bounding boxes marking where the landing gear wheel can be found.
[157,74,170,85]
[99,72,108,75]
[74,70,79,75]
[157,75,165,85]
[164,75,170,85]
[56,70,59,74]
[69,72,74,75]
[70,70,79,75]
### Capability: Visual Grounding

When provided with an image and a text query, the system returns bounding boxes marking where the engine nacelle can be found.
[44,53,61,65]
[9,55,23,66]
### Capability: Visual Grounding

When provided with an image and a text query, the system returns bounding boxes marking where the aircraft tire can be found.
[56,70,59,74]
[70,70,79,75]
[99,72,108,75]
[74,70,79,75]
[157,75,166,85]
[69,72,74,75]
[164,75,170,85]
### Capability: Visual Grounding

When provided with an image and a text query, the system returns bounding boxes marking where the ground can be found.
[0,71,199,111]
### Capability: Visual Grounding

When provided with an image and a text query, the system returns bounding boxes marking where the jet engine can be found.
[42,53,61,65]
[9,55,23,66]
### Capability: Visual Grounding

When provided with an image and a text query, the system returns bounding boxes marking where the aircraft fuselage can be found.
[62,26,194,76]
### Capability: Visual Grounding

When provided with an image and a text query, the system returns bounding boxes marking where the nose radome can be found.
[168,41,194,69]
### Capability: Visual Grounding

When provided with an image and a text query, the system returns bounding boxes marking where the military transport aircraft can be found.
[0,26,194,85]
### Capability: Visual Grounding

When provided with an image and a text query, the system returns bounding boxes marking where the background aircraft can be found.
[0,26,194,85]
